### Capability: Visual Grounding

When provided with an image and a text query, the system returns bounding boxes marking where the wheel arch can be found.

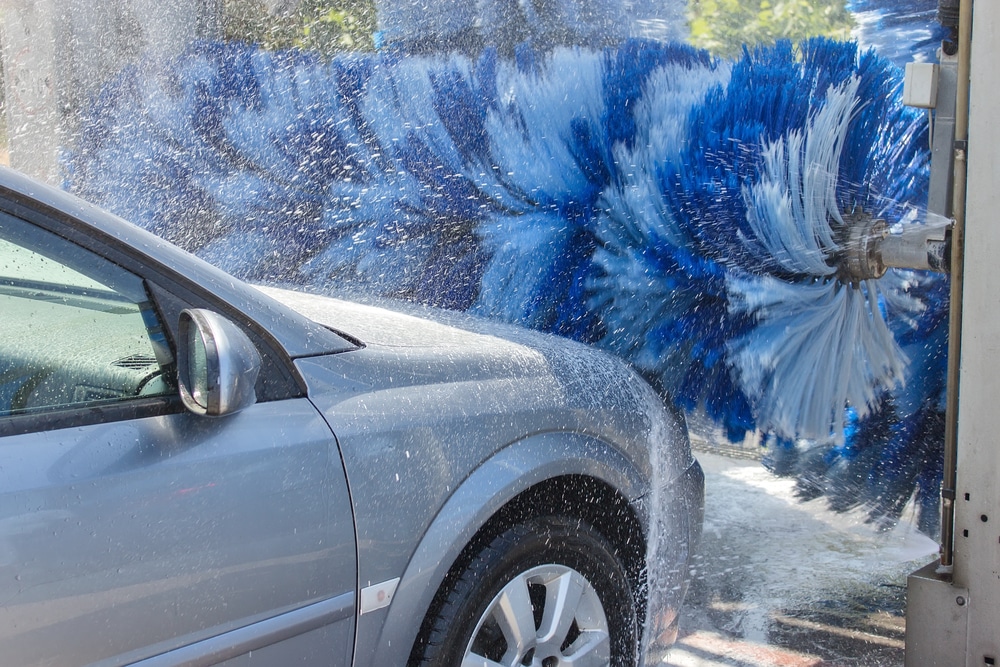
[356,431,652,667]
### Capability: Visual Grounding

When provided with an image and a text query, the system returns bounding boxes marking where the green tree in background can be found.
[223,0,377,55]
[688,0,854,57]
[220,0,853,58]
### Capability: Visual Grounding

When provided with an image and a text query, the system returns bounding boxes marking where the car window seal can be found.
[0,395,182,438]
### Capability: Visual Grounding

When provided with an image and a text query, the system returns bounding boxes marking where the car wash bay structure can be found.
[2,0,1000,664]
[904,1,1000,665]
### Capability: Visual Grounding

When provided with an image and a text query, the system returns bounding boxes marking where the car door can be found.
[0,209,357,666]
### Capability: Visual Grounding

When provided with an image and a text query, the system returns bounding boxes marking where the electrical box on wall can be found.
[903,62,939,108]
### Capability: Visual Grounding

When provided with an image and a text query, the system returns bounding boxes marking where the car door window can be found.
[0,212,173,417]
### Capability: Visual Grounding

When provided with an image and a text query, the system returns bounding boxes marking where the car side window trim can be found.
[0,395,181,438]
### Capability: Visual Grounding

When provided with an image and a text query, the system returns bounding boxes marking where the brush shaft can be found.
[880,228,949,273]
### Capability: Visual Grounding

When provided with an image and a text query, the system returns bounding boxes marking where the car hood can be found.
[253,285,554,389]
[255,285,529,352]
[254,284,693,478]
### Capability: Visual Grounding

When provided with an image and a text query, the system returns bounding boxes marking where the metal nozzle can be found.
[834,211,951,283]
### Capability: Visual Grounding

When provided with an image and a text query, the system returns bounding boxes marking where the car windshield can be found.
[0,236,123,300]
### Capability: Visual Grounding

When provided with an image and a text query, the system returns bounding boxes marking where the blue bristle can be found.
[471,213,592,333]
[762,435,802,477]
[67,31,948,532]
[668,40,874,278]
[864,402,944,531]
[600,38,715,151]
[799,38,861,102]
[514,42,540,73]
[428,66,492,167]
[774,269,948,532]
[588,222,756,439]
[838,51,930,214]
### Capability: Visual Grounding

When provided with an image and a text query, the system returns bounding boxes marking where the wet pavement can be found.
[661,451,939,666]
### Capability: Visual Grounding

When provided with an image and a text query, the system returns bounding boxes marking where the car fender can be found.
[354,429,650,667]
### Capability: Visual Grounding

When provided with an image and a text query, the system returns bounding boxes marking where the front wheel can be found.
[416,515,639,667]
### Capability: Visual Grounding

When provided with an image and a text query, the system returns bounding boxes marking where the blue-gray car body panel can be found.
[0,166,703,665]
[0,400,357,667]
[275,289,699,666]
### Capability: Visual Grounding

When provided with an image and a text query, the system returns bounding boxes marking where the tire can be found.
[416,515,639,667]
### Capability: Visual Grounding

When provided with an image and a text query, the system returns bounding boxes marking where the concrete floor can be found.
[661,451,939,666]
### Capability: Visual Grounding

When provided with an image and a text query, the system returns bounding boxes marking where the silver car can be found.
[0,166,703,667]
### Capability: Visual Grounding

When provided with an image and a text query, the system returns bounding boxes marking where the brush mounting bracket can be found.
[834,212,888,284]
[834,211,951,284]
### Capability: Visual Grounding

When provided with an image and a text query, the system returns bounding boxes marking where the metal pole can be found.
[939,0,973,571]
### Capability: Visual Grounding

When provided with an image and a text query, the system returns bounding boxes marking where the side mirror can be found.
[177,308,261,417]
